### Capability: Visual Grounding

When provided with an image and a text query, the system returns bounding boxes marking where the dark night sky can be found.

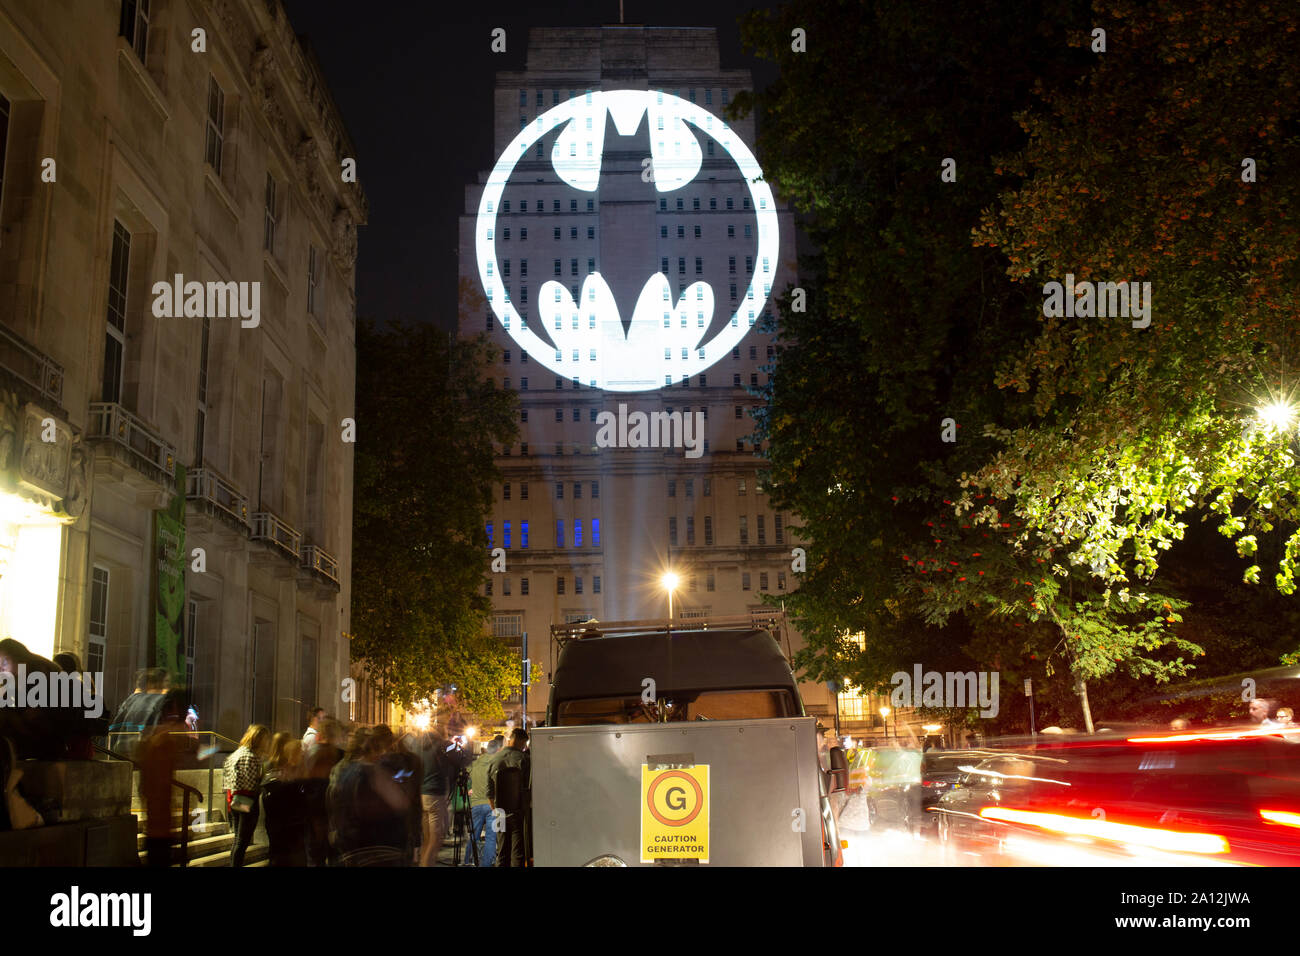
[280,0,780,332]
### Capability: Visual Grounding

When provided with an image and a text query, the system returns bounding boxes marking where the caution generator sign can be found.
[641,764,710,863]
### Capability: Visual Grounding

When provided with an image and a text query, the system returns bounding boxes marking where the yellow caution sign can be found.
[641,764,710,863]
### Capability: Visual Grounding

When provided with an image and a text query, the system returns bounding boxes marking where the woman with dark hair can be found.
[223,724,270,866]
[262,738,308,866]
[327,725,412,865]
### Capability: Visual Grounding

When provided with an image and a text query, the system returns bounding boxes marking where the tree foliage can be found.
[351,319,519,718]
[735,0,1300,724]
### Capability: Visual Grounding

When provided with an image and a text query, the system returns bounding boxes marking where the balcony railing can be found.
[88,402,178,485]
[301,543,339,586]
[251,510,301,563]
[186,467,251,530]
[0,323,64,408]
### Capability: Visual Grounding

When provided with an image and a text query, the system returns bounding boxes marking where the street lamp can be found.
[879,705,891,739]
[661,571,680,620]
[1257,401,1298,434]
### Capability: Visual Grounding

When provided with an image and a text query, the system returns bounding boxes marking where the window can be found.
[759,572,769,591]
[668,479,676,498]
[742,572,751,591]
[668,516,678,546]
[738,478,747,495]
[520,378,528,391]
[554,227,561,241]
[521,228,527,240]
[485,522,494,548]
[485,579,493,596]
[205,75,225,175]
[594,575,602,594]
[592,481,600,499]
[557,576,566,595]
[574,481,582,499]
[575,576,584,594]
[572,408,581,422]
[757,515,766,545]
[574,520,583,547]
[502,577,511,596]
[521,259,528,277]
[520,482,529,500]
[677,225,685,239]
[704,516,714,546]
[707,573,716,592]
[685,479,694,498]
[521,577,530,596]
[686,516,695,545]
[555,408,563,423]
[119,0,151,61]
[306,245,321,317]
[556,520,565,547]
[735,406,743,419]
[264,173,278,253]
[728,225,735,238]
[703,478,712,497]
[778,572,786,590]
[88,566,109,676]
[504,521,512,549]
[592,518,600,546]
[693,197,701,211]
[739,515,749,545]
[695,225,702,238]
[774,514,784,545]
[695,257,703,275]
[103,221,130,403]
[521,520,529,548]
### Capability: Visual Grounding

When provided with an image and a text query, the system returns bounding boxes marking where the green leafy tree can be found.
[351,319,519,718]
[969,0,1300,602]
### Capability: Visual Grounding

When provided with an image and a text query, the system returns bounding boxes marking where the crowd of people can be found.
[215,711,533,867]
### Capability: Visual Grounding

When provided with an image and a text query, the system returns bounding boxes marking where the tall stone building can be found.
[0,0,372,742]
[459,25,835,728]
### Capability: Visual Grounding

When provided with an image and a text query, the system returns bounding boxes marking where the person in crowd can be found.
[107,667,169,757]
[488,728,530,867]
[261,738,308,866]
[1276,706,1294,727]
[223,724,270,866]
[137,688,194,866]
[469,735,503,866]
[302,718,344,867]
[1248,697,1279,727]
[0,638,105,760]
[413,722,454,867]
[1170,717,1191,732]
[328,725,411,865]
[303,707,325,751]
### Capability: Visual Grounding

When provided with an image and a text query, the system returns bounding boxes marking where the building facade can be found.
[459,26,834,727]
[0,0,368,742]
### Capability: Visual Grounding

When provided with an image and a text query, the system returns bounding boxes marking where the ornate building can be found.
[0,0,370,741]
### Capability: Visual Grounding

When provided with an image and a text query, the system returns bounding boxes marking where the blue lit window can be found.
[504,521,511,549]
[486,522,494,548]
[556,520,565,547]
[521,521,529,548]
[592,520,600,546]
[574,521,583,547]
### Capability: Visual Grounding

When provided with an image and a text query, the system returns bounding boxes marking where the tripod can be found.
[449,769,480,866]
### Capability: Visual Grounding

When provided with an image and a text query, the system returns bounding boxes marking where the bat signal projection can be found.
[476,90,779,392]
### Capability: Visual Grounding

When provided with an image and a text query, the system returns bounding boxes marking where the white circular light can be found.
[476,91,779,392]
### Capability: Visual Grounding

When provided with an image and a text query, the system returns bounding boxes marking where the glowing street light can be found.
[879,705,891,739]
[1257,401,1298,434]
[661,570,680,619]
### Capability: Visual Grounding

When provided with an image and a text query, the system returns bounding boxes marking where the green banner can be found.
[153,462,186,683]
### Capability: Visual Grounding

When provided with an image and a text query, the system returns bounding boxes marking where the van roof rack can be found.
[550,611,786,647]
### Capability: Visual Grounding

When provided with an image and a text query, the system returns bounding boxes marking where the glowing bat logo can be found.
[476,90,778,392]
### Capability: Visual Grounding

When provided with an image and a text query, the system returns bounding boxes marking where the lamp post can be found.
[879,705,891,740]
